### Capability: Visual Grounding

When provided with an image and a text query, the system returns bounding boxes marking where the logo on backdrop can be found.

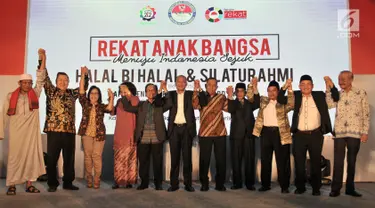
[337,9,360,38]
[205,7,223,23]
[205,7,247,22]
[168,1,196,25]
[140,6,156,24]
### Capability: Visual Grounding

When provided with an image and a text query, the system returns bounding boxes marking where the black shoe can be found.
[167,186,179,192]
[48,187,57,192]
[345,190,362,197]
[246,186,256,191]
[294,189,306,194]
[312,190,321,196]
[200,185,209,192]
[281,188,290,194]
[215,186,226,192]
[62,184,79,190]
[185,186,195,192]
[231,185,243,190]
[329,191,340,197]
[155,186,163,191]
[136,185,148,190]
[125,184,132,189]
[112,184,119,189]
[258,186,271,192]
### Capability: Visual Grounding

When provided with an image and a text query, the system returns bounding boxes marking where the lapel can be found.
[183,91,188,112]
[312,91,323,115]
[295,91,302,111]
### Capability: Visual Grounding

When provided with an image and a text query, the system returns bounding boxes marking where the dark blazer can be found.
[277,86,339,134]
[122,93,169,143]
[164,90,201,138]
[228,94,260,139]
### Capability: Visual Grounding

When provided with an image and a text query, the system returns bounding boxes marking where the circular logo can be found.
[205,7,223,23]
[168,1,196,25]
[140,6,156,21]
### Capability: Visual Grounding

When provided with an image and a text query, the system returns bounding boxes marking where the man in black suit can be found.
[121,82,169,191]
[164,75,205,192]
[226,80,260,190]
[278,75,339,196]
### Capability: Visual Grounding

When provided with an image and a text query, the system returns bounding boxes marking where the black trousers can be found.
[47,132,76,187]
[169,124,193,187]
[293,130,324,191]
[331,137,361,192]
[230,136,255,188]
[260,127,290,189]
[138,142,164,187]
[199,136,226,188]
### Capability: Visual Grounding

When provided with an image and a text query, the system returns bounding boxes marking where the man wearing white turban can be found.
[0,49,46,195]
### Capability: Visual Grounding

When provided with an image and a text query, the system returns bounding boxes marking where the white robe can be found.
[1,70,46,186]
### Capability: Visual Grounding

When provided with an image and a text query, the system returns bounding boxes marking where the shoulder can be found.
[354,88,367,96]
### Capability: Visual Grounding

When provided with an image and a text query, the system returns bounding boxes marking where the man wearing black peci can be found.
[278,75,339,196]
[226,79,260,190]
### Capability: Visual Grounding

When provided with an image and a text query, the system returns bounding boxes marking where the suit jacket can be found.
[122,93,169,143]
[164,90,203,138]
[253,91,294,145]
[228,94,260,139]
[277,86,339,134]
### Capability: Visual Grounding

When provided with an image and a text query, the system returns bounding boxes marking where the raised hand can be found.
[286,78,293,90]
[226,85,234,98]
[38,48,46,60]
[194,80,201,91]
[108,88,114,99]
[324,76,333,89]
[81,65,89,75]
[251,77,258,90]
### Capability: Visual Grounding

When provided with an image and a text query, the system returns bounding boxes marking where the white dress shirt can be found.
[298,94,321,131]
[174,91,186,124]
[263,100,278,127]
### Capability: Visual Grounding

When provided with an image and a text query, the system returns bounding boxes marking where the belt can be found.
[174,123,187,127]
[297,128,320,135]
[263,126,279,131]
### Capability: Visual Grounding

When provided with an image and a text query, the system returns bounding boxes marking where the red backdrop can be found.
[0,0,374,75]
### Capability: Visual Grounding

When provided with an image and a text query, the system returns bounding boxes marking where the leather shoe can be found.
[112,184,119,189]
[200,185,209,192]
[136,185,148,190]
[167,186,179,192]
[185,186,195,192]
[312,190,321,196]
[48,187,57,192]
[329,191,340,197]
[230,185,243,190]
[246,186,256,191]
[125,184,132,189]
[281,188,290,194]
[258,186,271,192]
[345,190,362,197]
[155,186,163,191]
[215,186,226,192]
[63,184,79,190]
[294,189,306,194]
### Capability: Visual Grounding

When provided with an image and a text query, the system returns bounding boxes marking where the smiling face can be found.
[89,88,99,104]
[206,79,218,96]
[56,74,69,91]
[299,80,313,95]
[338,72,353,90]
[146,84,157,100]
[267,86,279,100]
[176,76,187,92]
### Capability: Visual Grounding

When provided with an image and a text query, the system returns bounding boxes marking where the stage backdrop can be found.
[1,0,374,183]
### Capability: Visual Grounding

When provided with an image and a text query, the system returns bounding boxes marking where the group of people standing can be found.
[0,49,370,198]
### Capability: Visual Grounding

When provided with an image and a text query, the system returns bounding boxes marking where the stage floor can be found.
[0,179,374,208]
